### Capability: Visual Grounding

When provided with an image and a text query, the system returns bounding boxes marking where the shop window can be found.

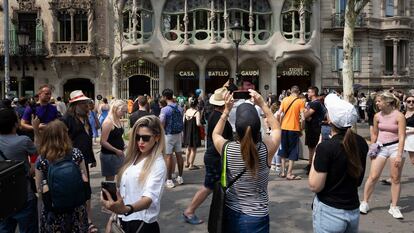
[331,46,361,72]
[281,0,312,43]
[122,0,154,43]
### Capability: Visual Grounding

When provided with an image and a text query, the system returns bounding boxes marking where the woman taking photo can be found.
[212,89,281,233]
[309,94,368,233]
[360,91,407,219]
[34,120,89,232]
[183,97,202,170]
[101,115,167,233]
[100,100,128,181]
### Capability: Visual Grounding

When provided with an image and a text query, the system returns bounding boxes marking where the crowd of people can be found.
[1,80,414,233]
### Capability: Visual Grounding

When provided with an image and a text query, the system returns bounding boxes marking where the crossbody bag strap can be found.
[281,97,299,123]
[220,141,246,189]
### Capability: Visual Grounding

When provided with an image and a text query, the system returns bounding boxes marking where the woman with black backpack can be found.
[34,120,90,232]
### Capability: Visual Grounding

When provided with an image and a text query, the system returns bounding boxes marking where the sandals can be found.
[286,175,302,180]
[278,172,286,178]
[88,223,99,233]
[381,179,391,185]
[183,213,204,225]
[189,165,200,170]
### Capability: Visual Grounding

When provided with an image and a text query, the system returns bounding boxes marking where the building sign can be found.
[241,70,260,76]
[208,70,229,77]
[178,71,196,77]
[281,67,310,77]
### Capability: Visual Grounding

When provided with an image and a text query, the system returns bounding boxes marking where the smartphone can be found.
[233,91,250,99]
[101,181,117,201]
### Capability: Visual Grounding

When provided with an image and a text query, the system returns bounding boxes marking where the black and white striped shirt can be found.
[225,141,269,217]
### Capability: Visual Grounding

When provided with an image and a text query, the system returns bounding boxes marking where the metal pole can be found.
[235,42,239,82]
[3,0,10,99]
[22,46,25,98]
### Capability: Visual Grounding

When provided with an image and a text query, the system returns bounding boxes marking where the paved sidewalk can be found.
[88,123,414,232]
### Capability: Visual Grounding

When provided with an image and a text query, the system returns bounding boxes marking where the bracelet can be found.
[124,204,134,216]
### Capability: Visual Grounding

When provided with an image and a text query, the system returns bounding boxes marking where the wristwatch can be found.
[124,204,134,216]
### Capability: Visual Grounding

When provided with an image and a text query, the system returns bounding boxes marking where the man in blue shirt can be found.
[21,85,59,136]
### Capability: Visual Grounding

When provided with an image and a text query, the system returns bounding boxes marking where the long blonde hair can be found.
[38,120,72,162]
[380,91,400,109]
[117,115,165,185]
[107,99,127,125]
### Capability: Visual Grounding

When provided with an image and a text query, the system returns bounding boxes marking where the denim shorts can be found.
[312,196,359,233]
[100,153,124,177]
[223,206,269,233]
[278,130,300,161]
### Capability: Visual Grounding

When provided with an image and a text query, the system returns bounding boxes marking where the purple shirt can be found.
[22,103,59,124]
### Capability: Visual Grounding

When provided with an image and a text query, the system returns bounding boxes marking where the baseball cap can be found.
[236,103,261,143]
[324,93,358,129]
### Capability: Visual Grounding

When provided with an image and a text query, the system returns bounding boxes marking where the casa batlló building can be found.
[1,0,413,100]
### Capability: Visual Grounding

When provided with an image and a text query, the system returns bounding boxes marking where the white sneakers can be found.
[388,205,404,219]
[360,201,404,219]
[359,201,369,214]
[165,179,175,188]
[165,176,184,188]
[176,176,184,185]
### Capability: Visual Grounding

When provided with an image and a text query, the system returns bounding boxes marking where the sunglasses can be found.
[135,134,153,142]
[407,100,414,104]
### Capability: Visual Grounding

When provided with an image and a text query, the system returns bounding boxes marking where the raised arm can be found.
[213,92,233,155]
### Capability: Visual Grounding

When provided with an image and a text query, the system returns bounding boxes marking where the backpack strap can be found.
[220,141,246,189]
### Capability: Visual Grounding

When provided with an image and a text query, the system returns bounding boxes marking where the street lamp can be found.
[17,28,30,98]
[230,20,243,87]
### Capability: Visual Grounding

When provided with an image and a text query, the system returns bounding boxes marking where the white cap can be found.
[324,93,358,129]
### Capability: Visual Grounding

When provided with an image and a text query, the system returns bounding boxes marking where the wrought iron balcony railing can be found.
[0,40,48,56]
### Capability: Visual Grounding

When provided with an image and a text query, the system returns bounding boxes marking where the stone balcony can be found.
[50,41,96,57]
[381,16,413,30]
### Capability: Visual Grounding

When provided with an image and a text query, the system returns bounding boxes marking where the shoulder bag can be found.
[208,142,246,233]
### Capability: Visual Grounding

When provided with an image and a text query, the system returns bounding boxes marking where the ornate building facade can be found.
[0,0,111,99]
[0,0,413,100]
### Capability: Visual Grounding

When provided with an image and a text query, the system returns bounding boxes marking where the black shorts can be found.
[305,124,321,148]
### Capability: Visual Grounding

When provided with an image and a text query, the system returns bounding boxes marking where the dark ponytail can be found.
[240,126,259,177]
[342,128,363,179]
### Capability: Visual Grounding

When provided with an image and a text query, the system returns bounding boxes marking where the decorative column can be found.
[271,61,277,95]
[222,0,230,43]
[393,39,399,77]
[51,10,58,41]
[87,7,94,43]
[159,65,165,94]
[393,0,398,16]
[112,65,119,99]
[69,9,75,42]
[132,0,138,44]
[248,0,255,45]
[210,0,216,44]
[199,64,206,95]
[18,79,22,97]
[298,1,306,45]
[183,0,189,45]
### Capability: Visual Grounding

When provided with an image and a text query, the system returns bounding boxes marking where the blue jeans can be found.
[0,198,38,233]
[223,206,269,233]
[312,196,359,233]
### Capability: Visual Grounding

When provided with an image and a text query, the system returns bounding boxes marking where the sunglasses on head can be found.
[407,100,414,104]
[135,134,152,142]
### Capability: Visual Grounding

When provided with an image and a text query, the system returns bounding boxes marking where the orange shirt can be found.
[280,95,305,131]
[128,99,134,114]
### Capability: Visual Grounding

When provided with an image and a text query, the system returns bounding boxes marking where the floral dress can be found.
[36,148,89,233]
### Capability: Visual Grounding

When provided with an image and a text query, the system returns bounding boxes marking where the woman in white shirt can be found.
[101,115,167,233]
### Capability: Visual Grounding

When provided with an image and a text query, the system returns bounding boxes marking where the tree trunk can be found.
[342,0,356,103]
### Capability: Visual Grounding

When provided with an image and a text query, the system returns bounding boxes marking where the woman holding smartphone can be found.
[101,115,167,233]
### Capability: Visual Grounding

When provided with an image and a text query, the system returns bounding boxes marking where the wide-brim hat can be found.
[324,93,358,129]
[209,87,227,106]
[69,90,90,103]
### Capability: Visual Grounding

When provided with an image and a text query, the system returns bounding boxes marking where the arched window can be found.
[122,0,154,44]
[281,0,312,44]
[162,0,273,44]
